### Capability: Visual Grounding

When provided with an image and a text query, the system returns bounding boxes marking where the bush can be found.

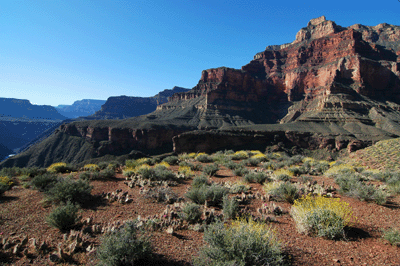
[46,162,74,174]
[125,158,152,169]
[194,218,283,266]
[231,150,249,160]
[243,157,261,166]
[80,169,115,180]
[291,194,355,239]
[203,163,219,177]
[192,175,210,188]
[83,164,100,172]
[97,220,153,266]
[0,176,13,188]
[162,156,179,165]
[98,162,109,170]
[243,171,270,184]
[266,182,300,203]
[228,181,250,194]
[30,173,58,192]
[0,167,22,178]
[222,195,239,220]
[21,167,46,177]
[382,228,400,246]
[185,183,228,207]
[178,166,193,178]
[46,201,80,231]
[196,153,213,163]
[233,167,249,177]
[46,177,93,205]
[179,203,202,224]
[223,161,241,170]
[100,168,115,179]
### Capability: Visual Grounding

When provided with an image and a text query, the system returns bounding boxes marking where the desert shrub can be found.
[243,171,270,184]
[178,166,193,178]
[100,168,115,179]
[192,175,210,188]
[47,162,74,174]
[79,171,92,180]
[231,150,249,160]
[122,167,136,177]
[203,163,219,177]
[194,218,283,266]
[228,181,250,194]
[0,176,13,188]
[144,187,177,203]
[211,151,231,164]
[299,175,313,184]
[223,160,241,170]
[98,162,109,170]
[288,166,303,176]
[185,183,228,207]
[125,158,152,169]
[266,182,300,203]
[233,166,249,177]
[30,173,58,192]
[273,169,294,181]
[46,201,80,231]
[179,203,202,224]
[152,165,175,180]
[324,164,355,178]
[83,164,100,172]
[335,173,388,204]
[0,167,22,178]
[46,177,93,205]
[96,220,153,266]
[222,195,239,220]
[243,157,262,167]
[162,156,179,165]
[251,151,267,162]
[107,161,121,171]
[21,167,47,177]
[196,153,214,163]
[262,161,277,170]
[382,228,400,246]
[291,194,354,239]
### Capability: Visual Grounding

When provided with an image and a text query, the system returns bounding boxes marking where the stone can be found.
[166,226,174,235]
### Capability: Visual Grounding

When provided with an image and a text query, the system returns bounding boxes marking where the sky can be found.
[1,0,399,106]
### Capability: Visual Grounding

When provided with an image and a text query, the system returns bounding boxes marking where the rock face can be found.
[90,87,189,119]
[2,17,400,168]
[55,99,106,118]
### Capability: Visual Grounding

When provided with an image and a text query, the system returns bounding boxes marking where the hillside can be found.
[55,99,106,118]
[2,16,400,169]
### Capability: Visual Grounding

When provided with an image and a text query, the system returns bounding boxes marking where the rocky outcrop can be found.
[90,87,189,119]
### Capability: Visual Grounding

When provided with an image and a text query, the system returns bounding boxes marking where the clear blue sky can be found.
[1,0,399,106]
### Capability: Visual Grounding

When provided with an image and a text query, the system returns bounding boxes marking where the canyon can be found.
[2,16,400,168]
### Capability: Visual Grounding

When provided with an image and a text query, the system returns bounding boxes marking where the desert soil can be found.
[1,164,400,266]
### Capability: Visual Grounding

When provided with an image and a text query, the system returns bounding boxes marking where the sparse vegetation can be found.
[222,195,239,220]
[179,203,202,224]
[203,163,219,177]
[96,220,153,266]
[46,201,80,231]
[382,228,400,246]
[243,171,270,184]
[46,177,93,205]
[194,218,284,266]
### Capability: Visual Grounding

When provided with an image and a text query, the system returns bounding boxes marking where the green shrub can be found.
[125,158,152,169]
[211,152,231,164]
[228,181,250,194]
[223,161,241,170]
[46,201,80,231]
[179,203,202,224]
[100,168,115,179]
[291,194,355,240]
[382,228,400,246]
[96,220,153,266]
[203,163,219,177]
[243,157,261,166]
[21,167,46,178]
[299,175,313,184]
[83,164,100,172]
[196,154,214,163]
[0,167,22,178]
[267,182,299,203]
[233,167,249,177]
[185,184,228,207]
[46,177,93,205]
[192,175,210,188]
[46,162,75,174]
[30,173,58,192]
[194,219,283,266]
[98,162,109,170]
[143,187,177,203]
[243,171,270,184]
[222,195,239,220]
[162,156,179,165]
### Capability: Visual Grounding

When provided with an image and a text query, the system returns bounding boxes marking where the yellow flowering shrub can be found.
[83,164,100,172]
[178,166,193,177]
[324,163,355,177]
[273,168,294,178]
[231,150,249,160]
[47,162,67,173]
[263,181,282,194]
[156,161,170,168]
[291,194,355,239]
[0,176,13,186]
